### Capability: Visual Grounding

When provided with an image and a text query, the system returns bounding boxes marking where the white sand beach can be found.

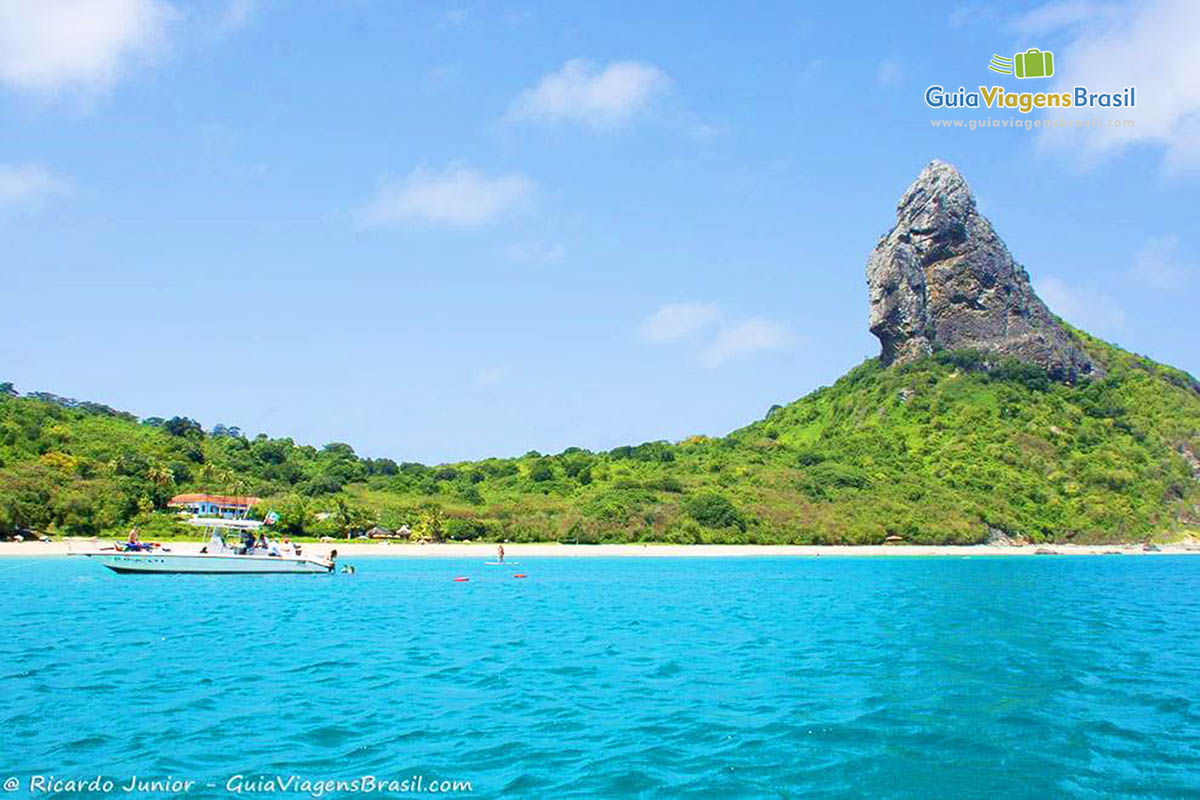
[3,540,1198,558]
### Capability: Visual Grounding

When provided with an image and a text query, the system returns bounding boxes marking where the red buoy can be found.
[453,576,470,582]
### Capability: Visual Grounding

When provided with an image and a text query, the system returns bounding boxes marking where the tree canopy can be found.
[2,330,1198,544]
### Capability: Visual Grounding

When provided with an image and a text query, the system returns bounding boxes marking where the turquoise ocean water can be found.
[2,556,1199,798]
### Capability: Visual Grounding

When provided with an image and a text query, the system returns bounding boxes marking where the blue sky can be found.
[3,0,1198,463]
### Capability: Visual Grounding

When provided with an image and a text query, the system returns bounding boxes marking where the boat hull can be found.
[79,552,333,574]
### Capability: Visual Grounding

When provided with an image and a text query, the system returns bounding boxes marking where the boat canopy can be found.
[185,517,264,530]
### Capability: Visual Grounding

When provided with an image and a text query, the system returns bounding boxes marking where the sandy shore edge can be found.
[3,541,1198,558]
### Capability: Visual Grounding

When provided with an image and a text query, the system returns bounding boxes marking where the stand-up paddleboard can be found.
[484,561,518,566]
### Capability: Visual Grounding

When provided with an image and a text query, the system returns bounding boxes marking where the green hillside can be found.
[2,328,1198,545]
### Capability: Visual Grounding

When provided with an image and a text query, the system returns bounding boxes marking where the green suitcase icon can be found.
[1014,48,1054,79]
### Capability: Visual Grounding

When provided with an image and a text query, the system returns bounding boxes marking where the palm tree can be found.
[147,463,174,489]
[200,463,217,494]
[283,496,312,536]
[146,462,175,508]
[416,504,445,543]
[334,497,365,540]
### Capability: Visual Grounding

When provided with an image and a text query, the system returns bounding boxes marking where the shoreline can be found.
[3,541,1199,558]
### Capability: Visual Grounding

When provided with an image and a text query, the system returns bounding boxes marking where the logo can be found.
[923,46,1134,114]
[989,48,1055,79]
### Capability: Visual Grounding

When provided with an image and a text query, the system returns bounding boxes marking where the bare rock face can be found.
[866,160,1101,382]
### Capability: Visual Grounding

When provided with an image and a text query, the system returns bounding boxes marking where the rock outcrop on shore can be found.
[866,160,1101,382]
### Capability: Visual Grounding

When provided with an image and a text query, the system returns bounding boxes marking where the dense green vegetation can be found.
[2,329,1198,545]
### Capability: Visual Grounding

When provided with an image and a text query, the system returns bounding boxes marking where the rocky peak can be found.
[866,160,1101,382]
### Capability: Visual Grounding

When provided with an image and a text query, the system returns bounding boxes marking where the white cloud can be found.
[640,302,720,343]
[1011,0,1123,33]
[361,164,535,228]
[437,8,468,29]
[219,0,256,33]
[1035,276,1126,333]
[0,0,175,94]
[796,58,823,84]
[1130,234,1194,288]
[876,58,903,87]
[686,120,724,141]
[508,59,671,128]
[0,163,71,210]
[476,364,510,387]
[948,4,1000,28]
[424,64,457,91]
[1021,0,1200,173]
[506,241,565,262]
[641,303,793,366]
[701,318,793,368]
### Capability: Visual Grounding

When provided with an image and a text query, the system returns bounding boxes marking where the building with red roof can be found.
[168,493,262,518]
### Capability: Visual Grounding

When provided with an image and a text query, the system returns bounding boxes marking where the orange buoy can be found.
[453,576,470,582]
[513,574,527,579]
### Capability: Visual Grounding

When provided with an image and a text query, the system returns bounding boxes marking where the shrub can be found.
[299,475,342,496]
[581,488,658,522]
[683,492,745,531]
[795,449,826,467]
[445,517,496,541]
[164,416,203,438]
[806,462,870,489]
[458,484,484,505]
[988,359,1051,392]
[646,476,683,493]
[528,460,554,482]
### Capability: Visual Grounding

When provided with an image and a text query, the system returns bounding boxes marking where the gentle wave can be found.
[1,556,1199,797]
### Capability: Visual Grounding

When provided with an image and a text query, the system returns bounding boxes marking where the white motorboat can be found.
[73,518,335,575]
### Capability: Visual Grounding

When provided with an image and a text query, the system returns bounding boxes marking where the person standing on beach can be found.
[498,544,505,563]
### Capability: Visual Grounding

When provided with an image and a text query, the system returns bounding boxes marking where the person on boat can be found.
[201,528,226,555]
[498,543,505,563]
[239,529,256,555]
[277,536,296,557]
[125,527,151,552]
